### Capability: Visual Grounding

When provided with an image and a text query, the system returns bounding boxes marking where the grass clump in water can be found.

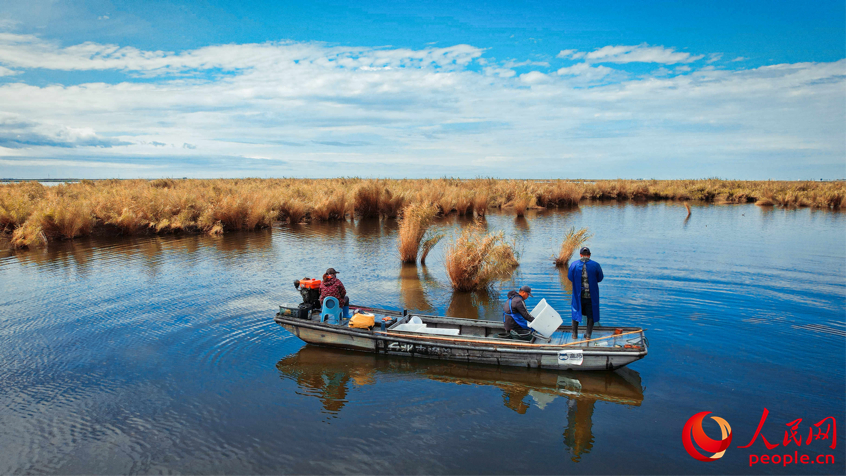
[553,226,592,267]
[419,231,445,265]
[444,224,519,291]
[397,202,438,263]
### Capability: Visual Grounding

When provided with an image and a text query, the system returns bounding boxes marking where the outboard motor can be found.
[295,278,321,308]
[278,278,322,319]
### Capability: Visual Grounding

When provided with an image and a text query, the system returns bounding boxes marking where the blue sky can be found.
[0,0,843,179]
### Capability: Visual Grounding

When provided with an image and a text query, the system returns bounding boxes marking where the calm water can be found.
[1,203,844,474]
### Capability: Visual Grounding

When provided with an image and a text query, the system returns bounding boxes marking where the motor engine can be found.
[276,278,322,319]
[295,278,321,308]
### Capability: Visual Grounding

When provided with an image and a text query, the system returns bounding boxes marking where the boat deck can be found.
[339,306,647,349]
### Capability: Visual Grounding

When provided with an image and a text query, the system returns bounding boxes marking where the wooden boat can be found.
[274,305,648,371]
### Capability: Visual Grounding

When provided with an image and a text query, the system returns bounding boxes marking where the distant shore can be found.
[2,178,844,248]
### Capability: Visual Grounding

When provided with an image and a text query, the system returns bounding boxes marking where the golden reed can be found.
[1,178,843,247]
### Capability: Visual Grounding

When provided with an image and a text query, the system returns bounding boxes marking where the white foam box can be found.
[528,298,563,337]
[392,323,427,332]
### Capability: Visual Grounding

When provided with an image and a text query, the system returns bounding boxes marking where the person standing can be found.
[567,247,603,340]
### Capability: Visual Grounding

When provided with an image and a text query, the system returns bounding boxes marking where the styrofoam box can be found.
[528,298,563,337]
[416,327,460,336]
[392,323,427,332]
[393,322,461,336]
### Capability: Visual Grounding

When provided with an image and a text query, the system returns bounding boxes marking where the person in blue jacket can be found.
[567,247,604,340]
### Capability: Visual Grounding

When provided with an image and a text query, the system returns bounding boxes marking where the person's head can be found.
[580,247,591,258]
[518,285,533,300]
[323,268,339,281]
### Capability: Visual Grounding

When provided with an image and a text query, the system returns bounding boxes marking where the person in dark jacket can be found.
[319,268,350,318]
[567,247,603,339]
[502,285,535,334]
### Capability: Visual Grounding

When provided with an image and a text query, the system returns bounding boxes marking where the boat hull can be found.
[277,312,647,371]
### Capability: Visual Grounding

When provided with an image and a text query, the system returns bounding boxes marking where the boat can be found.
[274,303,648,371]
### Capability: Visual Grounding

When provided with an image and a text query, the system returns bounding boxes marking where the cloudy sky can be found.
[0,0,843,179]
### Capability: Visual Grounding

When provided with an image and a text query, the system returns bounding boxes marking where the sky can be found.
[0,0,843,179]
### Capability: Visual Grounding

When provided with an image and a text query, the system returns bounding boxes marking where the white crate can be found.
[528,298,563,337]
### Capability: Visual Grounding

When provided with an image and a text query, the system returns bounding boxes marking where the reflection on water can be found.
[445,289,502,320]
[398,264,434,312]
[276,346,644,460]
[1,203,843,474]
[558,266,572,294]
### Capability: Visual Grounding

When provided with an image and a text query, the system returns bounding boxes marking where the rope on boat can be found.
[372,330,645,348]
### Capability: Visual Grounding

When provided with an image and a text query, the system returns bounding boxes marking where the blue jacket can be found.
[567,259,604,323]
[502,290,533,329]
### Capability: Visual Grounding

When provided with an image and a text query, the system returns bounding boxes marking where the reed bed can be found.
[553,227,593,267]
[1,178,843,247]
[444,224,519,291]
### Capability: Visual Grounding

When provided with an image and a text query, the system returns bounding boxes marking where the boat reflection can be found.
[275,345,644,460]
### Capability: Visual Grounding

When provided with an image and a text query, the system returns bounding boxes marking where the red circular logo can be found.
[682,411,733,461]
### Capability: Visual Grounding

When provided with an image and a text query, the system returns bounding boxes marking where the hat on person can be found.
[579,247,591,255]
[325,268,339,275]
[519,285,533,297]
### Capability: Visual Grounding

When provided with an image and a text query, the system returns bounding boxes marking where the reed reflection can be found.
[8,238,96,274]
[276,346,644,459]
[558,267,572,295]
[6,229,273,272]
[398,264,434,312]
[445,290,501,320]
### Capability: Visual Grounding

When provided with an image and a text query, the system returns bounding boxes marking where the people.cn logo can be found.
[682,412,733,461]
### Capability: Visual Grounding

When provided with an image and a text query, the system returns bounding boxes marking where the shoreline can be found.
[2,178,844,248]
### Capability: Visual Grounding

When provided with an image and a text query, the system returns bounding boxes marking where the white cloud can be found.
[503,59,550,68]
[556,63,614,81]
[581,44,704,64]
[0,113,130,148]
[706,53,723,63]
[0,33,483,74]
[0,34,842,179]
[518,71,550,84]
[0,65,18,76]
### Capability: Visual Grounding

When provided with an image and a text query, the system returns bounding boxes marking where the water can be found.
[0,203,843,474]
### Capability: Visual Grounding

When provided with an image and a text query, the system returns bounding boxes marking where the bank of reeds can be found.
[444,224,519,291]
[397,202,438,263]
[1,178,843,248]
[554,227,592,267]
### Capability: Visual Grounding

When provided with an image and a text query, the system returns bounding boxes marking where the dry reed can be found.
[1,178,843,248]
[684,202,691,217]
[397,202,438,263]
[554,226,592,267]
[419,232,445,264]
[444,224,519,291]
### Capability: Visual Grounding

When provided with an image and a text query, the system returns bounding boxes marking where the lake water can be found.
[1,203,844,474]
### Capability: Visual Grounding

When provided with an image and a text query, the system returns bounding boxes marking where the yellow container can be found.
[348,312,376,329]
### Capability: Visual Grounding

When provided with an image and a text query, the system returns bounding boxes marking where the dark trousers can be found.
[572,297,594,338]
